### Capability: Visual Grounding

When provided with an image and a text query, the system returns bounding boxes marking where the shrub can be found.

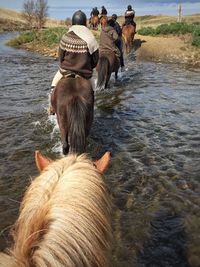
[138,27,155,36]
[192,27,200,47]
[138,22,200,47]
[138,22,198,36]
[7,27,67,47]
[7,31,37,46]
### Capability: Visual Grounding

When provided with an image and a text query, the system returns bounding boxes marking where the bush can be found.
[138,27,155,36]
[138,22,200,47]
[192,27,200,47]
[7,27,67,47]
[138,22,198,36]
[37,27,66,45]
[7,31,37,46]
[154,23,195,35]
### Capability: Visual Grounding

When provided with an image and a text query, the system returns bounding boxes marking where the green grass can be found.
[7,27,68,47]
[138,22,200,47]
[192,27,200,46]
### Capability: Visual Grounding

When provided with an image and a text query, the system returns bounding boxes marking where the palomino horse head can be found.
[122,24,136,54]
[90,15,99,30]
[51,76,94,155]
[0,151,112,267]
[96,51,120,90]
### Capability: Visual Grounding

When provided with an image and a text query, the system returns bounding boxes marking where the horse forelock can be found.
[1,154,111,267]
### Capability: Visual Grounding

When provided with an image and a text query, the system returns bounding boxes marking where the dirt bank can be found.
[21,33,200,67]
[134,34,200,67]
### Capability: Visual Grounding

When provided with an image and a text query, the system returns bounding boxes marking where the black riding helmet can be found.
[112,14,117,21]
[127,5,132,10]
[72,10,87,26]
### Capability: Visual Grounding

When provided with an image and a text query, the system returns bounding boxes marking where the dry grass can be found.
[117,14,200,29]
[0,8,24,22]
[0,8,65,31]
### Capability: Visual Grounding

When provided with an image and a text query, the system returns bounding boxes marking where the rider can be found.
[49,10,99,115]
[99,19,121,62]
[100,6,107,18]
[124,4,136,28]
[91,7,99,17]
[111,14,125,71]
[89,7,100,25]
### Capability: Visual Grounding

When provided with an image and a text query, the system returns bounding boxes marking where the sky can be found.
[0,0,200,19]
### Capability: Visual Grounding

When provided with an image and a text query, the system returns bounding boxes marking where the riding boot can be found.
[48,86,55,115]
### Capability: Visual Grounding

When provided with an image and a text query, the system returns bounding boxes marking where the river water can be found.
[0,32,200,267]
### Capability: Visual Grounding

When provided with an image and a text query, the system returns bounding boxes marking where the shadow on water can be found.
[132,38,146,51]
[140,209,189,267]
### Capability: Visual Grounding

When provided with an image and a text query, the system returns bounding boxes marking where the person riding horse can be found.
[111,14,125,72]
[124,4,136,28]
[99,19,121,61]
[91,6,100,17]
[100,6,107,18]
[89,7,100,29]
[90,7,99,21]
[49,10,99,115]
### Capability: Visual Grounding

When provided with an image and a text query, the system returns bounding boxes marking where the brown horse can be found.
[96,51,120,89]
[0,151,112,267]
[51,75,94,155]
[90,15,99,30]
[122,24,136,54]
[100,15,107,28]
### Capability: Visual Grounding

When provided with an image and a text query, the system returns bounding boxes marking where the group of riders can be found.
[89,5,136,27]
[49,5,136,115]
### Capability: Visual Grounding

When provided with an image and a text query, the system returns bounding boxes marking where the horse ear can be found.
[94,152,110,173]
[35,150,52,172]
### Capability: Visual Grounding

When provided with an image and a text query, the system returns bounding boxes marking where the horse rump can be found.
[53,77,94,155]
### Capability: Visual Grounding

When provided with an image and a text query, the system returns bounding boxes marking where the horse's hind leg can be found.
[63,141,69,155]
[59,120,69,155]
[62,130,69,155]
[105,73,111,88]
[115,69,119,80]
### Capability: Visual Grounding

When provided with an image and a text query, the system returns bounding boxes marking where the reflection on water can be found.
[0,32,200,267]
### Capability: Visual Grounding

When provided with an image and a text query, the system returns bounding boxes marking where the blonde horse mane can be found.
[0,153,112,267]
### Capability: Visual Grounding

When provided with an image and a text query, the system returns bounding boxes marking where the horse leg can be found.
[124,39,129,54]
[105,72,111,88]
[115,71,118,80]
[63,140,69,155]
[125,42,128,54]
[58,117,69,155]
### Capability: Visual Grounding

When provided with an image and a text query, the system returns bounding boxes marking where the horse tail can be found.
[97,56,110,89]
[68,95,87,154]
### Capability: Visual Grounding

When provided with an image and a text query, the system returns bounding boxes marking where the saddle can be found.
[62,72,82,79]
[124,21,136,27]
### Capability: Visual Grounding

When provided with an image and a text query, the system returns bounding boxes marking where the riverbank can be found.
[17,32,200,67]
[134,34,200,67]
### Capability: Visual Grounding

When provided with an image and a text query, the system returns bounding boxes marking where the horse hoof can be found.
[48,106,55,115]
[121,66,125,73]
[63,146,69,155]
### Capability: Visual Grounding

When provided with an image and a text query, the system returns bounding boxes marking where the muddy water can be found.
[0,32,200,267]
